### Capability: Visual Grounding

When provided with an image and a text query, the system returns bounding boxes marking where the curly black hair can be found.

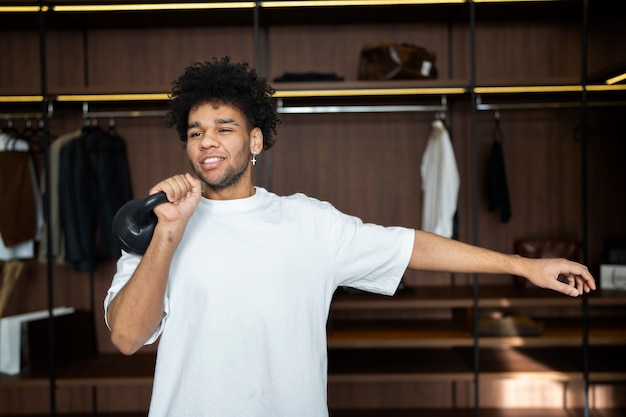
[166,57,279,150]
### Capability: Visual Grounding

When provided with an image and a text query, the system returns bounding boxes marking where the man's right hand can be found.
[150,173,202,225]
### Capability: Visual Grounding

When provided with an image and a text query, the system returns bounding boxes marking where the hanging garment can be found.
[420,119,460,238]
[58,126,133,271]
[0,133,42,260]
[487,120,512,223]
[38,129,82,265]
[87,128,134,258]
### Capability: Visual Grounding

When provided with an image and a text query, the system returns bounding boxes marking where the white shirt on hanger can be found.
[420,119,460,238]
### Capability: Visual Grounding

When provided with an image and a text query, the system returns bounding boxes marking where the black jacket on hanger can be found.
[487,125,512,223]
[59,127,133,271]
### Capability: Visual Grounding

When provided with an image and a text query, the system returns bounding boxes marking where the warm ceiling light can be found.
[606,72,626,85]
[475,85,583,94]
[0,6,49,12]
[56,93,170,101]
[53,2,256,12]
[473,0,559,3]
[587,84,626,92]
[274,87,466,97]
[0,96,45,102]
[262,0,464,6]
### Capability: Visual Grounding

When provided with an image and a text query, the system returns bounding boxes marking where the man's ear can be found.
[250,127,263,154]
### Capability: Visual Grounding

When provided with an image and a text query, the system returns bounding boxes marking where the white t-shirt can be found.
[105,187,414,417]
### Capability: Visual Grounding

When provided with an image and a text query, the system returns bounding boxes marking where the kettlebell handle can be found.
[112,191,169,255]
[132,191,170,231]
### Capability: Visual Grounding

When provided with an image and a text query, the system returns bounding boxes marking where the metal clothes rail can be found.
[476,100,626,112]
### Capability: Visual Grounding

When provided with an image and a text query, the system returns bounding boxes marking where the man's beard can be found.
[193,146,250,192]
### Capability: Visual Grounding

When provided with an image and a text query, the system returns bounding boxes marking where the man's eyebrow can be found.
[215,118,238,125]
[186,118,239,131]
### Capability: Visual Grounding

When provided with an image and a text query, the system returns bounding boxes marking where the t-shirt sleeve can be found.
[327,207,415,296]
[103,251,169,345]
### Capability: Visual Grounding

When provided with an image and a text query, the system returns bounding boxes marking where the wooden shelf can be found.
[330,409,626,417]
[4,409,624,417]
[328,319,473,348]
[331,286,626,311]
[332,286,475,310]
[328,346,626,383]
[0,353,155,388]
[327,317,626,349]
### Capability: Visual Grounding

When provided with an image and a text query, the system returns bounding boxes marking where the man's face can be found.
[186,102,261,199]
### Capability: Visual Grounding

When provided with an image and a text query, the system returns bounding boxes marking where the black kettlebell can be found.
[112,191,169,255]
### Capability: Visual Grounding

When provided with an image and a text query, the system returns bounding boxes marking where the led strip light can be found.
[53,2,256,12]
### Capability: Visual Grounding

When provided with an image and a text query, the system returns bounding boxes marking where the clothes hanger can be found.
[21,118,45,153]
[1,118,20,138]
[108,116,118,135]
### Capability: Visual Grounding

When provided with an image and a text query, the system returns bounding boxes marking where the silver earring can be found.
[251,151,257,166]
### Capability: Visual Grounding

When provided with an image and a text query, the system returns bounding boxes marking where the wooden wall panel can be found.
[46,31,85,92]
[450,23,471,82]
[96,385,153,412]
[85,28,256,92]
[474,21,582,85]
[328,380,455,409]
[0,32,42,94]
[108,116,189,197]
[0,387,50,415]
[0,386,96,415]
[587,18,626,78]
[270,111,426,227]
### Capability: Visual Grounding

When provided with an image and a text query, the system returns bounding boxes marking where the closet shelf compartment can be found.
[2,347,624,391]
[327,317,626,349]
[327,346,626,383]
[331,286,626,310]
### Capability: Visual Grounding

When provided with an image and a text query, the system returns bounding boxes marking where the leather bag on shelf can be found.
[358,41,438,81]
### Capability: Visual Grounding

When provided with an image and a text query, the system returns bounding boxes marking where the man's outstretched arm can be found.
[408,230,596,297]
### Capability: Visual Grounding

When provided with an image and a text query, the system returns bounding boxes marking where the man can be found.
[105,57,595,417]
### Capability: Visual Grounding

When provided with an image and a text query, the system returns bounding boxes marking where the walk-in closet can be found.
[1,0,625,416]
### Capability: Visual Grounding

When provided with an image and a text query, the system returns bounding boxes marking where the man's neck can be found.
[203,184,256,201]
